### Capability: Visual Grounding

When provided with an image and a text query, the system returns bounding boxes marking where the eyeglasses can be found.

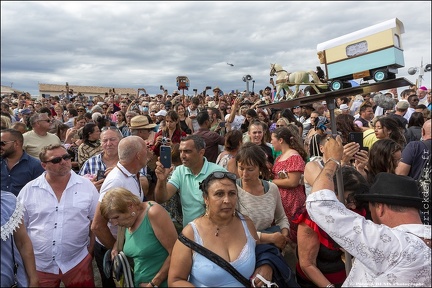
[0,140,16,146]
[77,109,85,112]
[43,154,72,164]
[38,119,51,123]
[143,106,149,108]
[293,106,300,109]
[101,126,120,132]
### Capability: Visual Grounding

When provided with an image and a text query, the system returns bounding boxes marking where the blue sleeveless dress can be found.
[188,214,256,287]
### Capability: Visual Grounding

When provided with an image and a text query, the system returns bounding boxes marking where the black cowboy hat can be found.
[355,172,423,209]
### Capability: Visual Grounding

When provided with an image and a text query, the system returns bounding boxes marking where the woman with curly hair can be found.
[357,138,402,184]
[271,127,308,243]
[373,116,406,148]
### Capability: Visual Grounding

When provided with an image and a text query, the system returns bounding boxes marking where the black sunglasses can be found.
[0,140,16,146]
[43,154,72,164]
[199,171,237,191]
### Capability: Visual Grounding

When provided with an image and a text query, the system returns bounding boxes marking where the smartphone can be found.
[160,145,172,168]
[348,132,365,151]
[96,170,106,181]
[219,122,225,128]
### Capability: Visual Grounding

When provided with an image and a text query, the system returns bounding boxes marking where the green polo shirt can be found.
[168,157,227,227]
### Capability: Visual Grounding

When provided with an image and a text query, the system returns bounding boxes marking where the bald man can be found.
[396,119,431,179]
[91,136,148,287]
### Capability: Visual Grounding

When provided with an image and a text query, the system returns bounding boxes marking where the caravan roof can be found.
[317,18,404,52]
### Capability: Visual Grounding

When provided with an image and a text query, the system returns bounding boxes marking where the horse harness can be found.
[274,69,291,84]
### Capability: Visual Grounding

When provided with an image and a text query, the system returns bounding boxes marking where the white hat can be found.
[155,110,167,117]
[339,104,349,110]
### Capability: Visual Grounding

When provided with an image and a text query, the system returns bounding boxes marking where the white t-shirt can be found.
[225,114,245,131]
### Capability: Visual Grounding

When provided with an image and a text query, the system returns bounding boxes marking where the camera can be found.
[161,137,169,145]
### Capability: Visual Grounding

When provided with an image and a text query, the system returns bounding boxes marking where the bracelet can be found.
[326,284,335,288]
[325,158,341,168]
[150,281,158,288]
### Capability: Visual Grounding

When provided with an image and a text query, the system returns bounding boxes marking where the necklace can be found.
[206,214,235,237]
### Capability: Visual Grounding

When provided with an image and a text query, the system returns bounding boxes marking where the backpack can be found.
[418,141,431,224]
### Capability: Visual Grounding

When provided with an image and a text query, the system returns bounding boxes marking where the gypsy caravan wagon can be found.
[317,18,405,91]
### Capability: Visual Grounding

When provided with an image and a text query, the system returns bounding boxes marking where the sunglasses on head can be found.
[199,171,237,191]
[101,126,120,132]
[43,154,72,164]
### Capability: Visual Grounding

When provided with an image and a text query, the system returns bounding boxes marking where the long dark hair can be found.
[281,108,303,131]
[375,117,406,147]
[336,114,362,144]
[273,127,308,162]
[82,123,99,146]
[366,139,402,184]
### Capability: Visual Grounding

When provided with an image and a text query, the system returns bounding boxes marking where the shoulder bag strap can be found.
[178,233,250,287]
[11,236,18,286]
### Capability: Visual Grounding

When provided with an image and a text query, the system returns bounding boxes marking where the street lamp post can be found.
[408,58,431,88]
[242,75,253,96]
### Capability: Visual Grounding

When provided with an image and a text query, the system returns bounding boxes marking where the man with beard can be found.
[1,128,45,196]
[18,144,99,287]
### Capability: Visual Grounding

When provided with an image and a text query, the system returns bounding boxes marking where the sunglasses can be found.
[276,125,285,127]
[77,109,85,112]
[0,140,16,146]
[43,154,72,164]
[199,171,238,191]
[101,126,120,132]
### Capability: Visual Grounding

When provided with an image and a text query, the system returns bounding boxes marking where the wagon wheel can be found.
[373,69,388,82]
[330,79,343,91]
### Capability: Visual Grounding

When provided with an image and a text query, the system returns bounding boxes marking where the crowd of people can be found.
[1,82,431,287]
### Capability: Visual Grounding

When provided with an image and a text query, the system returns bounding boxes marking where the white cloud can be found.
[1,1,431,95]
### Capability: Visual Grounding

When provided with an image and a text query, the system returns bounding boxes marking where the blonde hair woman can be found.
[101,187,177,287]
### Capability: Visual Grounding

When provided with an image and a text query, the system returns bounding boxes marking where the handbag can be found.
[178,233,250,287]
[103,226,134,288]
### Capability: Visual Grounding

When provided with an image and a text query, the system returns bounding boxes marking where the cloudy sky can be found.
[1,1,431,96]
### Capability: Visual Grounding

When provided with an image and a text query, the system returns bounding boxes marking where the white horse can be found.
[270,63,326,101]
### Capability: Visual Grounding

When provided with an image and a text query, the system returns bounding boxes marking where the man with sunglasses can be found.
[22,112,61,158]
[17,144,99,287]
[405,93,420,122]
[1,128,45,196]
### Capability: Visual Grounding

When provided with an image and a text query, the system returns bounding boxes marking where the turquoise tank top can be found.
[123,202,169,287]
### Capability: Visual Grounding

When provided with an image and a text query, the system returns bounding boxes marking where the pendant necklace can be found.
[207,214,234,237]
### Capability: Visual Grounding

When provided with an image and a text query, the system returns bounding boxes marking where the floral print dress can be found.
[272,154,306,242]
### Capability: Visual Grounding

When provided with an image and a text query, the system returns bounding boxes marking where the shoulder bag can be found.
[178,233,250,287]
